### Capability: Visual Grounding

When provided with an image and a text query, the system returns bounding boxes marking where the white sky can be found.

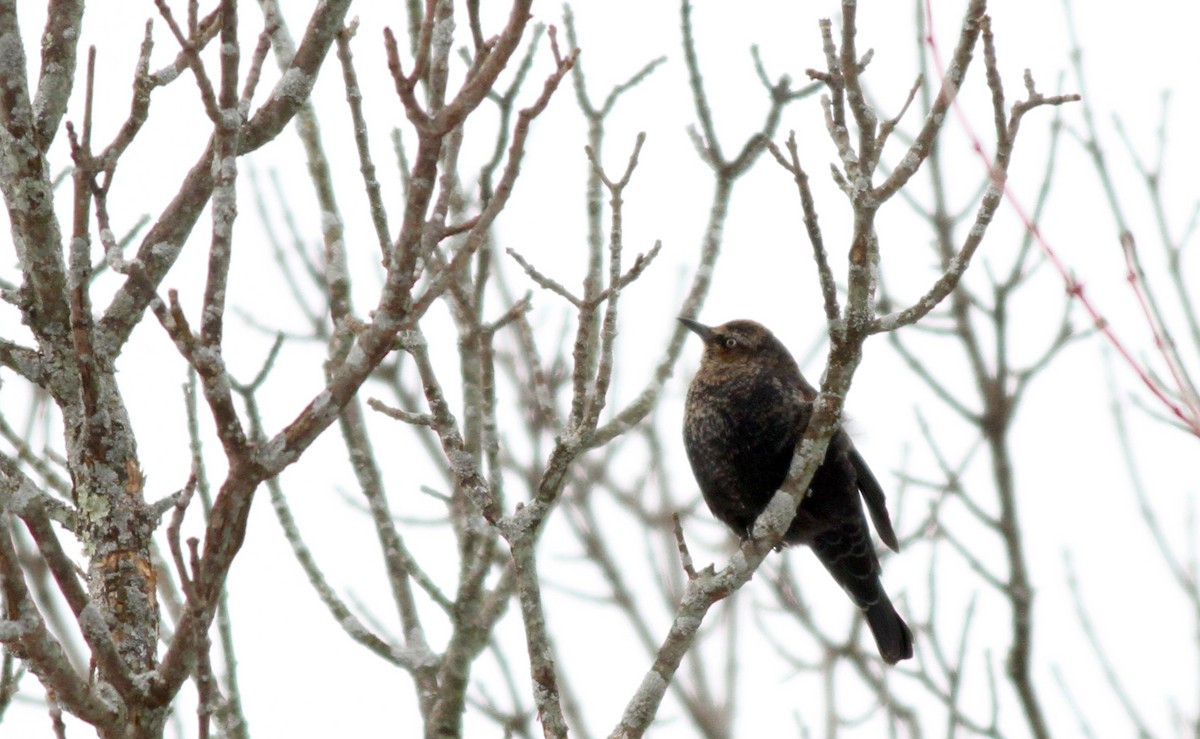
[3,0,1199,736]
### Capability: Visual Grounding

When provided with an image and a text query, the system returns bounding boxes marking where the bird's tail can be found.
[811,523,914,664]
[865,596,913,665]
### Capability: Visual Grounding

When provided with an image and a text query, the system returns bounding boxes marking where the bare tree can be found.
[0,0,573,735]
[12,1,1180,738]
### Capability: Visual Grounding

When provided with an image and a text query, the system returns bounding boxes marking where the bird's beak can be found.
[677,317,713,341]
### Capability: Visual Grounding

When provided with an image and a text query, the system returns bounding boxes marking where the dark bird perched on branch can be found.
[680,317,913,664]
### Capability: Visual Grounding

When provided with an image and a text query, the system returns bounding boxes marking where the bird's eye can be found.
[723,337,737,349]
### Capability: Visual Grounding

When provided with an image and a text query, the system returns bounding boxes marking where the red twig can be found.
[1120,232,1200,425]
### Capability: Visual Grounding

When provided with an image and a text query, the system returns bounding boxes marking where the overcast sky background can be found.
[3,0,1200,736]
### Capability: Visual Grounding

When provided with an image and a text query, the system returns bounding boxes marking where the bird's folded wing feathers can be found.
[848,442,900,552]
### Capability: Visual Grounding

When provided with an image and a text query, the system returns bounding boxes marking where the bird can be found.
[679,317,913,664]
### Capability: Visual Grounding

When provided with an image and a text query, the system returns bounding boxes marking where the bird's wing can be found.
[848,441,900,552]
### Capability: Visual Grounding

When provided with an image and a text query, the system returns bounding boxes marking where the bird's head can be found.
[677,317,793,369]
